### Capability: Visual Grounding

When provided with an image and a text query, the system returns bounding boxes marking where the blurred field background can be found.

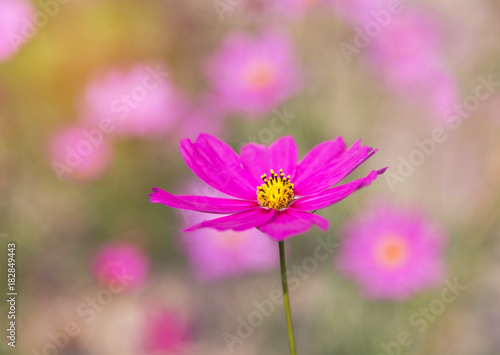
[1,0,500,354]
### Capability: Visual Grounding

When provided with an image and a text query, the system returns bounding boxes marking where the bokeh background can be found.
[1,0,500,354]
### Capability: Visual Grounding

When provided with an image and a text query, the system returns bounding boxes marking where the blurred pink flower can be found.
[366,12,440,87]
[425,70,459,121]
[331,0,389,23]
[336,201,447,300]
[365,11,458,120]
[81,64,185,137]
[91,242,149,291]
[181,214,279,282]
[0,0,34,62]
[270,0,330,17]
[142,309,191,354]
[49,125,113,181]
[204,31,302,117]
[176,181,278,282]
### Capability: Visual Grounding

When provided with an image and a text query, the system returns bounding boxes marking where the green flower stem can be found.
[279,240,297,355]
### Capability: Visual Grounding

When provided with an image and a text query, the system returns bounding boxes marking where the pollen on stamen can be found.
[256,169,295,210]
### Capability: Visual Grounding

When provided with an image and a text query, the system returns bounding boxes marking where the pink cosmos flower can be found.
[0,0,34,62]
[181,198,279,281]
[150,134,386,240]
[81,64,184,137]
[91,242,149,291]
[336,201,447,300]
[204,31,302,117]
[49,125,113,181]
[142,309,191,354]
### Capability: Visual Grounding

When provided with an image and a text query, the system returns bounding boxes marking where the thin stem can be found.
[279,240,297,355]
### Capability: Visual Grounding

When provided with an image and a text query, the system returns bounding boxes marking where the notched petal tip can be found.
[195,133,225,146]
[312,213,330,231]
[149,187,159,198]
[179,137,194,147]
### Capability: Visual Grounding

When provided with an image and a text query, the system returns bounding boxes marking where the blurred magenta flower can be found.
[424,70,458,121]
[0,0,34,62]
[181,212,279,282]
[204,31,302,117]
[50,125,113,181]
[81,64,185,137]
[365,11,458,119]
[367,12,440,84]
[150,134,386,240]
[336,201,447,300]
[177,183,277,281]
[270,0,330,17]
[142,309,191,354]
[332,0,397,23]
[91,242,149,291]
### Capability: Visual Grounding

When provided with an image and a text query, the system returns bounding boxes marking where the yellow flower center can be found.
[257,169,295,210]
[374,234,409,269]
[245,61,275,89]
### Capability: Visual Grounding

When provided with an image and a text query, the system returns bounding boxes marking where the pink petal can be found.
[240,142,269,185]
[149,187,258,214]
[180,134,257,200]
[294,140,376,196]
[258,209,329,241]
[184,208,275,232]
[294,137,346,181]
[240,136,298,183]
[292,169,387,211]
[268,136,298,179]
